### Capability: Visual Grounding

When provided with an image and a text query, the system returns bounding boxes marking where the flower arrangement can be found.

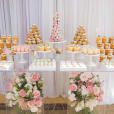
[6,72,43,113]
[68,72,104,114]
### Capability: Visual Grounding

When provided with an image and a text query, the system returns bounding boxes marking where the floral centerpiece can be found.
[68,72,104,114]
[6,72,43,114]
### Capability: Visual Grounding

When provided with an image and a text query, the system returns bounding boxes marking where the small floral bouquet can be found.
[68,72,104,114]
[6,72,43,113]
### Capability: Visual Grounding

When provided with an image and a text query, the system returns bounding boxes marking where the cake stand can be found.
[14,52,29,71]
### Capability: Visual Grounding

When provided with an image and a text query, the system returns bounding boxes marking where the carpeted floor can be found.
[0,94,114,114]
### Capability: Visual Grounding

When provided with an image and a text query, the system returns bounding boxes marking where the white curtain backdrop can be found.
[0,0,114,105]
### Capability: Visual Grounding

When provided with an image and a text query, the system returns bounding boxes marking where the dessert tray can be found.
[29,59,56,71]
[0,61,14,71]
[60,61,87,71]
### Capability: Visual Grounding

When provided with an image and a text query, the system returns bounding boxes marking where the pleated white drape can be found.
[0,0,114,104]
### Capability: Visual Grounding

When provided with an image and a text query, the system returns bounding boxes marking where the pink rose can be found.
[97,96,103,102]
[69,94,76,102]
[8,83,13,91]
[87,74,93,78]
[33,90,40,98]
[21,102,28,110]
[86,81,93,87]
[87,86,94,93]
[14,77,20,83]
[33,97,42,107]
[93,87,100,96]
[19,89,27,97]
[18,98,24,104]
[80,75,88,81]
[100,90,104,95]
[27,101,34,107]
[71,72,78,78]
[70,84,77,91]
[31,74,39,82]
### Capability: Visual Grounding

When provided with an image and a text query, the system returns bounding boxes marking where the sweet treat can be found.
[6,36,12,42]
[55,48,62,54]
[37,44,51,51]
[1,36,6,42]
[100,48,105,54]
[96,35,102,43]
[6,41,11,48]
[0,40,4,48]
[109,37,114,43]
[0,48,3,54]
[1,53,7,60]
[72,26,88,45]
[105,49,110,55]
[107,55,112,61]
[97,42,102,48]
[104,43,110,49]
[112,50,114,55]
[49,12,63,42]
[37,45,45,51]
[13,45,29,52]
[102,36,107,43]
[100,55,106,62]
[82,47,100,55]
[13,35,19,43]
[110,43,114,49]
[66,44,80,52]
[25,24,43,44]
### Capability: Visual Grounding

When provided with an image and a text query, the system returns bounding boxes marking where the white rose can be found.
[6,93,13,100]
[33,86,37,90]
[30,106,38,112]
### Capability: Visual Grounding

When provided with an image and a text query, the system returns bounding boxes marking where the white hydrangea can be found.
[18,83,22,87]
[25,83,32,90]
[8,100,13,107]
[81,89,88,96]
[6,93,13,100]
[30,106,38,112]
[27,90,32,95]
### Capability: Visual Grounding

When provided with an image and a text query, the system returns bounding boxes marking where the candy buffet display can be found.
[71,25,89,45]
[60,61,87,71]
[0,35,19,48]
[68,72,104,113]
[37,44,51,51]
[25,24,43,45]
[6,72,43,113]
[96,35,114,62]
[29,59,56,71]
[66,44,81,52]
[49,12,64,42]
[82,46,100,55]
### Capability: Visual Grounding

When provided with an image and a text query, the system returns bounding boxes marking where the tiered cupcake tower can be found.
[0,35,19,61]
[49,12,64,42]
[96,35,114,68]
[25,24,43,45]
[71,25,88,45]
